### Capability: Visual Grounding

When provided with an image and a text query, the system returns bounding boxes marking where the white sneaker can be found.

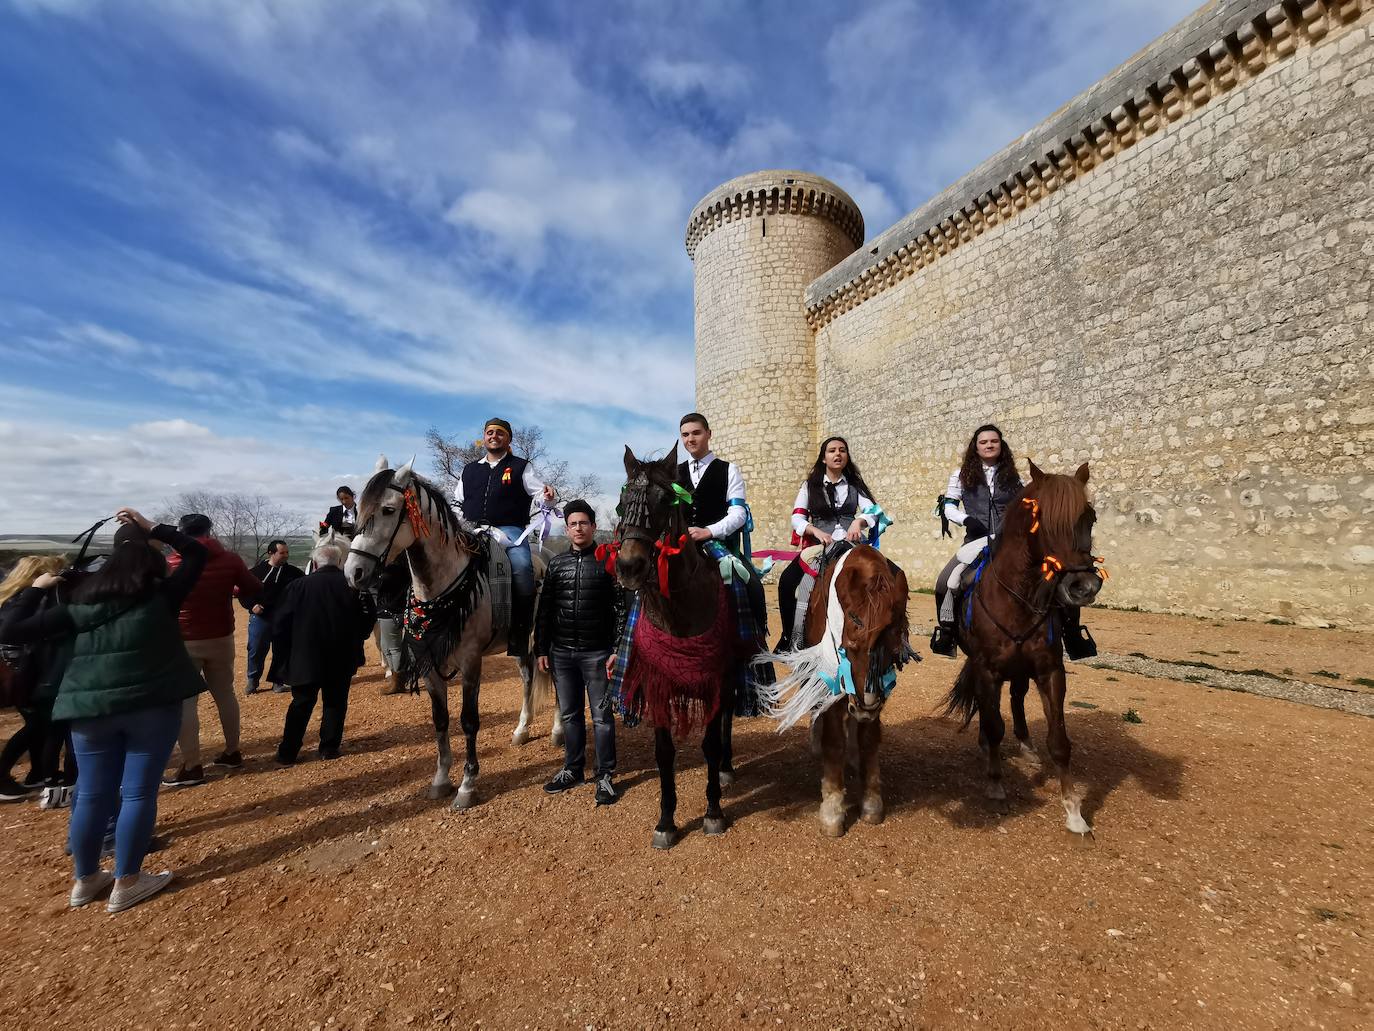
[107,870,174,913]
[69,870,114,908]
[40,784,74,810]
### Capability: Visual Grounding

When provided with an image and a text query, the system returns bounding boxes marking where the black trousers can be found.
[776,558,807,647]
[278,677,352,760]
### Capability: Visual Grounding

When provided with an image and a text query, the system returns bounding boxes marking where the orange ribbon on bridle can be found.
[403,487,431,540]
[654,533,687,596]
[1022,496,1041,535]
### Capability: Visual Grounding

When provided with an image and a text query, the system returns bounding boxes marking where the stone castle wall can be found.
[688,172,863,551]
[802,0,1374,627]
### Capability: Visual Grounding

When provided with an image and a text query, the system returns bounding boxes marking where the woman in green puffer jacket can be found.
[0,508,206,913]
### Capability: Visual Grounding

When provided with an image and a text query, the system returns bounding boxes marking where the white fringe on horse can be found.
[754,549,854,733]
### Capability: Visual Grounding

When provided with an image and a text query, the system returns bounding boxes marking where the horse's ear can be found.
[1075,462,1090,485]
[1028,459,1044,483]
[394,458,414,486]
[659,442,680,473]
[623,445,638,476]
[374,454,389,473]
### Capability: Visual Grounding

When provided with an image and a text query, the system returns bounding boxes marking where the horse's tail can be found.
[941,660,979,729]
[531,656,554,706]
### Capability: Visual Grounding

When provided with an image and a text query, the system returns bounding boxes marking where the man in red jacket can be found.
[162,514,262,787]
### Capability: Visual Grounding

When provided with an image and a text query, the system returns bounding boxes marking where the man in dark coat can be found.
[240,539,304,695]
[271,539,376,763]
[534,500,621,805]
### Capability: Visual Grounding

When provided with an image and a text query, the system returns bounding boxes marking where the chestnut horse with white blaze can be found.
[342,457,558,810]
[761,544,912,837]
[942,460,1106,834]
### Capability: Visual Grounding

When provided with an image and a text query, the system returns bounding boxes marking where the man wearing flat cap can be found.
[453,418,554,655]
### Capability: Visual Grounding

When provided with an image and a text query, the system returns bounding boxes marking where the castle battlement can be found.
[805,0,1369,329]
[685,170,864,260]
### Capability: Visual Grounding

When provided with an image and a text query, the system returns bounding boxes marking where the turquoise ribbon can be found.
[820,646,897,699]
[729,496,753,558]
[860,502,893,550]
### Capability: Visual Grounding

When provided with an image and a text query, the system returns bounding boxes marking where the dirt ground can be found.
[0,608,1370,1031]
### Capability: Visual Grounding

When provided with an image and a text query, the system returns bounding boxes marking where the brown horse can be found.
[764,544,911,837]
[611,445,759,850]
[942,460,1105,834]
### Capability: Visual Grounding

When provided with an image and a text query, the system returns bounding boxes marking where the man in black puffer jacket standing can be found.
[534,500,621,805]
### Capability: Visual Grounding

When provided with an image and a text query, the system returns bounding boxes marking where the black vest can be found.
[460,454,533,527]
[677,458,742,554]
[962,472,1022,542]
[805,479,859,535]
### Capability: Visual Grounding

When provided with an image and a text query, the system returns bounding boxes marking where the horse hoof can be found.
[820,816,846,838]
[985,782,1007,802]
[719,769,735,792]
[451,789,477,811]
[551,728,565,748]
[511,728,530,746]
[651,828,679,850]
[860,801,884,825]
[1066,813,1093,836]
[425,783,454,801]
[703,815,729,836]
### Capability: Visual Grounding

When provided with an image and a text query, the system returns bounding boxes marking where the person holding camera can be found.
[0,508,207,912]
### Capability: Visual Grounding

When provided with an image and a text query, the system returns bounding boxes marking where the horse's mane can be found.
[359,467,465,543]
[1003,472,1090,558]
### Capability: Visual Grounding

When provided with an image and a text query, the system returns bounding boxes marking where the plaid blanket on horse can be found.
[610,540,766,729]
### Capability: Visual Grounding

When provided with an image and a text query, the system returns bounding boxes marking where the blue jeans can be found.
[246,612,272,684]
[495,525,534,599]
[69,703,181,879]
[551,647,616,778]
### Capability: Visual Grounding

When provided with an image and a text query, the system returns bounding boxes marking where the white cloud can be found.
[128,418,213,438]
[641,57,748,99]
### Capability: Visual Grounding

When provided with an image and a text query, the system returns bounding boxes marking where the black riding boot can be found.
[506,594,533,657]
[1060,607,1097,660]
[929,588,957,657]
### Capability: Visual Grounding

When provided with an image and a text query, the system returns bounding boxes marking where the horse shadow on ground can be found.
[684,706,1186,834]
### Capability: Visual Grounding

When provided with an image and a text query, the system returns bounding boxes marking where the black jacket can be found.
[534,546,621,656]
[239,560,305,616]
[322,505,359,538]
[270,566,376,686]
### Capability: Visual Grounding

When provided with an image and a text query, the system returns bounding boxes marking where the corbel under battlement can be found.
[685,170,865,260]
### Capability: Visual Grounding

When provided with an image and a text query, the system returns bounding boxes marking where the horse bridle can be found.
[615,471,663,547]
[347,480,410,575]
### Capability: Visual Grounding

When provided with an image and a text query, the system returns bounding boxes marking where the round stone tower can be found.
[685,169,864,551]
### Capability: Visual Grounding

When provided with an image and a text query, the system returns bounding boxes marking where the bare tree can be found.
[426,423,602,505]
[158,491,305,560]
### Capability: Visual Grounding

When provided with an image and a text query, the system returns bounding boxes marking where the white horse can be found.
[342,456,560,809]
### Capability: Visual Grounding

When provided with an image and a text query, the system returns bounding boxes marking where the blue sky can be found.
[0,0,1198,530]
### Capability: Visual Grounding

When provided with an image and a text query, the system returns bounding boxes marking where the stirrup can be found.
[929,625,957,657]
[1062,623,1098,661]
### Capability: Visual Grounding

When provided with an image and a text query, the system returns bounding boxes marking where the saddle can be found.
[470,528,513,636]
[787,540,855,651]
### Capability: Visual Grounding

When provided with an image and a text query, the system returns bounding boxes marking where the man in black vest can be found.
[676,413,770,648]
[453,417,554,655]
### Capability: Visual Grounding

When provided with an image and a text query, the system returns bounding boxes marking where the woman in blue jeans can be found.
[0,508,206,912]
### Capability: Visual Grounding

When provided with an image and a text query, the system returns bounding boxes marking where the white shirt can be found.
[452,452,546,528]
[791,474,875,536]
[686,451,748,539]
[942,464,997,526]
[340,505,357,527]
